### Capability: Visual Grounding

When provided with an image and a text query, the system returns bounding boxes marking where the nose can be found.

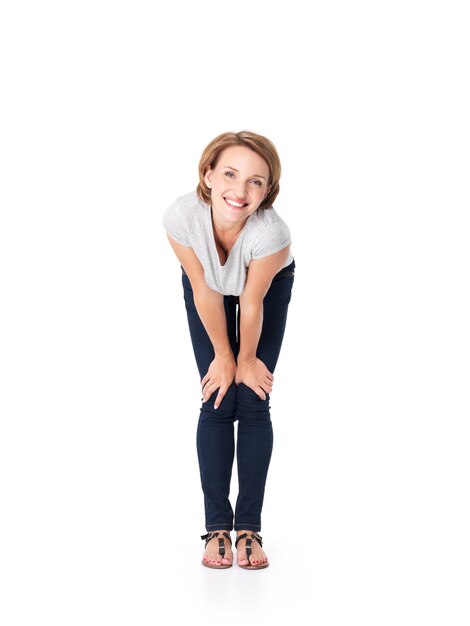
[232,180,249,199]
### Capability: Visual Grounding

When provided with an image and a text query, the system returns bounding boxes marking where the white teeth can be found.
[225,197,245,208]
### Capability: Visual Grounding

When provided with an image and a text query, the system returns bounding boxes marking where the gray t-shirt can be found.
[162,190,293,296]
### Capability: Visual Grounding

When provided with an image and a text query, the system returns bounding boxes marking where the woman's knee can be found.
[202,381,238,416]
[235,383,271,420]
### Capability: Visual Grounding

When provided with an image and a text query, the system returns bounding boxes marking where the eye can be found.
[224,171,263,187]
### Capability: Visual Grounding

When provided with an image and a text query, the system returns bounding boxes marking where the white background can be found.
[1,1,469,624]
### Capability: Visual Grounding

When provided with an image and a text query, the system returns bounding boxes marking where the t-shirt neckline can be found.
[207,203,250,269]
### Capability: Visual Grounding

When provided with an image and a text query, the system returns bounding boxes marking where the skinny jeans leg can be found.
[234,261,295,532]
[182,271,239,532]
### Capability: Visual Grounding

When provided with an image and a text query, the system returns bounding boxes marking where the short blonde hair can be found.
[196,130,281,210]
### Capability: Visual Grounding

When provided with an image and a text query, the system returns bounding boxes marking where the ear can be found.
[204,168,213,188]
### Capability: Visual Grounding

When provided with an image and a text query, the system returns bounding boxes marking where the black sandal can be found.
[200,531,233,569]
[235,532,269,569]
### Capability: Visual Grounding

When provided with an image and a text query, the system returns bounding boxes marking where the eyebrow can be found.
[223,166,267,180]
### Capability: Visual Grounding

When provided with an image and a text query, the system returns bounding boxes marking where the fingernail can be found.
[214,405,218,410]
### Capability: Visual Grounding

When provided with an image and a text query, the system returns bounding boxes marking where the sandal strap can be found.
[200,531,232,556]
[201,531,215,543]
[235,532,263,549]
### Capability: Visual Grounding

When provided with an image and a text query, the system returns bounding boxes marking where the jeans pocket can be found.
[273,258,296,282]
[273,269,295,282]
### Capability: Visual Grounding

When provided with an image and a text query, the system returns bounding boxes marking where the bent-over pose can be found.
[162,130,295,570]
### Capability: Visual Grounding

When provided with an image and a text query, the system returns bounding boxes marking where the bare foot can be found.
[201,531,233,567]
[236,530,269,567]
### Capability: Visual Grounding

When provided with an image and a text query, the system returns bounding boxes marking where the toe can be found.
[222,550,232,563]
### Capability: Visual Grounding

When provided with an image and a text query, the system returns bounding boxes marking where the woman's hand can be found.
[235,357,274,401]
[201,353,237,409]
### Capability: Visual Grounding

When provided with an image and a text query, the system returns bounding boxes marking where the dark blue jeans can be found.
[181,258,295,532]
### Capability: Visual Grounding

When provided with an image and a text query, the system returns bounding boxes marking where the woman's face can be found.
[204,145,271,227]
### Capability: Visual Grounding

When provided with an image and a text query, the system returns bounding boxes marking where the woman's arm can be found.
[236,246,291,399]
[166,235,236,408]
[192,289,232,357]
[166,234,232,356]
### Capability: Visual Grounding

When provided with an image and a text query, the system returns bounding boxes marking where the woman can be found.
[162,130,295,570]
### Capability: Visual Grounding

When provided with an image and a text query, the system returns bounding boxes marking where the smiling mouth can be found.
[224,197,248,209]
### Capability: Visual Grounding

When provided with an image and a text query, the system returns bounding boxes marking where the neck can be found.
[211,206,247,238]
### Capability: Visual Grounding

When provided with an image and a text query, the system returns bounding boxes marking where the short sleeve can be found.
[162,200,191,247]
[251,220,291,259]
